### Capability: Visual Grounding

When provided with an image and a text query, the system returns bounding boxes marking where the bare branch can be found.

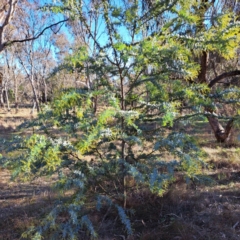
[1,18,69,51]
[208,70,240,88]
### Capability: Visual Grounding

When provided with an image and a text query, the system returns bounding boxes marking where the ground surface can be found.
[0,109,240,239]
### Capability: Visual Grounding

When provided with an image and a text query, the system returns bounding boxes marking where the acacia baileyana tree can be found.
[1,0,240,239]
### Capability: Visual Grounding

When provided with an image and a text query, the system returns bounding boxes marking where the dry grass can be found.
[1,168,240,239]
[0,168,56,240]
[1,111,240,239]
[0,108,37,139]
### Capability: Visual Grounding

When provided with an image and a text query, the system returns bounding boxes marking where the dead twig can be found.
[232,221,239,230]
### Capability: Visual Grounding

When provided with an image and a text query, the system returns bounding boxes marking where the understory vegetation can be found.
[0,0,240,239]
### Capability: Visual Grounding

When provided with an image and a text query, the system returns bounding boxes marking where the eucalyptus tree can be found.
[32,34,57,104]
[0,0,68,52]
[13,1,59,112]
[0,0,69,112]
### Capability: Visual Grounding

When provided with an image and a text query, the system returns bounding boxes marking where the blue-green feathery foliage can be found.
[1,88,203,238]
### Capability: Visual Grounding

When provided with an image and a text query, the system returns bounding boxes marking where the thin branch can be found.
[1,18,69,50]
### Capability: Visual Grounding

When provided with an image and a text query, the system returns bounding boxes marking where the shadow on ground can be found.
[1,171,240,239]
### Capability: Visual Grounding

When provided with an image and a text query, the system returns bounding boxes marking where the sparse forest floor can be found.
[0,110,240,240]
[0,108,37,138]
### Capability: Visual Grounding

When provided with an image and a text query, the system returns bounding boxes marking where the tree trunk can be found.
[4,85,10,111]
[0,72,3,108]
[0,88,4,108]
[44,80,47,103]
[17,48,40,112]
[13,71,18,113]
[30,78,40,112]
[198,51,208,83]
[30,101,36,115]
[207,116,233,143]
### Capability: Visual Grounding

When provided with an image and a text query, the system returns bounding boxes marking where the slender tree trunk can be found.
[0,72,3,108]
[119,71,127,208]
[0,88,4,108]
[30,100,36,114]
[18,48,40,112]
[93,96,98,114]
[30,77,40,112]
[207,116,233,142]
[198,51,208,83]
[4,85,10,111]
[43,78,47,103]
[13,71,18,113]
